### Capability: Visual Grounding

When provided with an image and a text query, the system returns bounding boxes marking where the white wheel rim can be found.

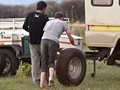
[68,57,82,79]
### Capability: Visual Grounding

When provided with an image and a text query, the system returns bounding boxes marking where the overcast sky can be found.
[0,0,63,6]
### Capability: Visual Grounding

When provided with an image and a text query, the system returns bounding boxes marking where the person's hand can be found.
[73,43,78,46]
[57,48,64,52]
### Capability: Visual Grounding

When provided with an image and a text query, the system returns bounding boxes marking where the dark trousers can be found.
[41,39,59,72]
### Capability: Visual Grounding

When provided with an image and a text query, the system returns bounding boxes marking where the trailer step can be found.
[85,49,108,61]
[84,52,99,60]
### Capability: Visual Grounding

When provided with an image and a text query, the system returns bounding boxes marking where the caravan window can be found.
[92,0,113,6]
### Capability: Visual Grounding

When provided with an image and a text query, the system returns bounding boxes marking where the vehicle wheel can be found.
[0,50,6,75]
[2,49,19,76]
[56,48,86,86]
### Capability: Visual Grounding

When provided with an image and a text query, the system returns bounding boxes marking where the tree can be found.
[0,0,85,22]
[60,0,85,22]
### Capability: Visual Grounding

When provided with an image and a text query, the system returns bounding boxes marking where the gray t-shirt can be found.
[42,19,69,43]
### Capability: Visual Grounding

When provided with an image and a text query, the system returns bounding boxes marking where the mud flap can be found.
[107,42,120,65]
[0,50,6,75]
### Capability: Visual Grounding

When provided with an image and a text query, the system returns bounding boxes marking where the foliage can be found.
[75,20,81,24]
[16,61,31,82]
[60,0,85,22]
[70,23,86,45]
[0,0,85,22]
[70,23,87,50]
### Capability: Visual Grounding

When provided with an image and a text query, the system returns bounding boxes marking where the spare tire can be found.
[0,50,6,75]
[56,48,86,86]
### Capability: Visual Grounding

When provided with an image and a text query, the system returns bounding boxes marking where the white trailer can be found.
[0,18,83,76]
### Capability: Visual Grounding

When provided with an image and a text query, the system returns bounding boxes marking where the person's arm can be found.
[66,30,78,46]
[23,14,29,32]
[62,21,78,46]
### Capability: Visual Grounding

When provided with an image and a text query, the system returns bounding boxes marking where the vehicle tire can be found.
[2,49,19,76]
[56,48,86,86]
[0,50,6,75]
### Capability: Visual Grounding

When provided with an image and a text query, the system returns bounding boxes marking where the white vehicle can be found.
[84,0,120,77]
[0,18,83,76]
[56,0,120,87]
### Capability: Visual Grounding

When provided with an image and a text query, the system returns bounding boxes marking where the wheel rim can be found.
[2,57,10,74]
[68,57,82,79]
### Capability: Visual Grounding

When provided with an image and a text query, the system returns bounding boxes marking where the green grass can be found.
[0,60,120,90]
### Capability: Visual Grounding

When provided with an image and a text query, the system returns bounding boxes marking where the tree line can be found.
[0,0,85,22]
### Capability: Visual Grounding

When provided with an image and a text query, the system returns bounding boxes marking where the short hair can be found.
[54,12,64,18]
[37,1,47,10]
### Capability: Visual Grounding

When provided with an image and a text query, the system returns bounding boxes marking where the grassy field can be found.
[0,61,120,90]
[0,25,120,90]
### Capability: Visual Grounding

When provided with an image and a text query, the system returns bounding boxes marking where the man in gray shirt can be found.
[40,12,77,88]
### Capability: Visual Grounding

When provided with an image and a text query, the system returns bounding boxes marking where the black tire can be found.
[0,50,6,75]
[2,49,19,76]
[56,48,86,86]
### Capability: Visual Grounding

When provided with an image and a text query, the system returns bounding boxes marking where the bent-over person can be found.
[40,12,77,88]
